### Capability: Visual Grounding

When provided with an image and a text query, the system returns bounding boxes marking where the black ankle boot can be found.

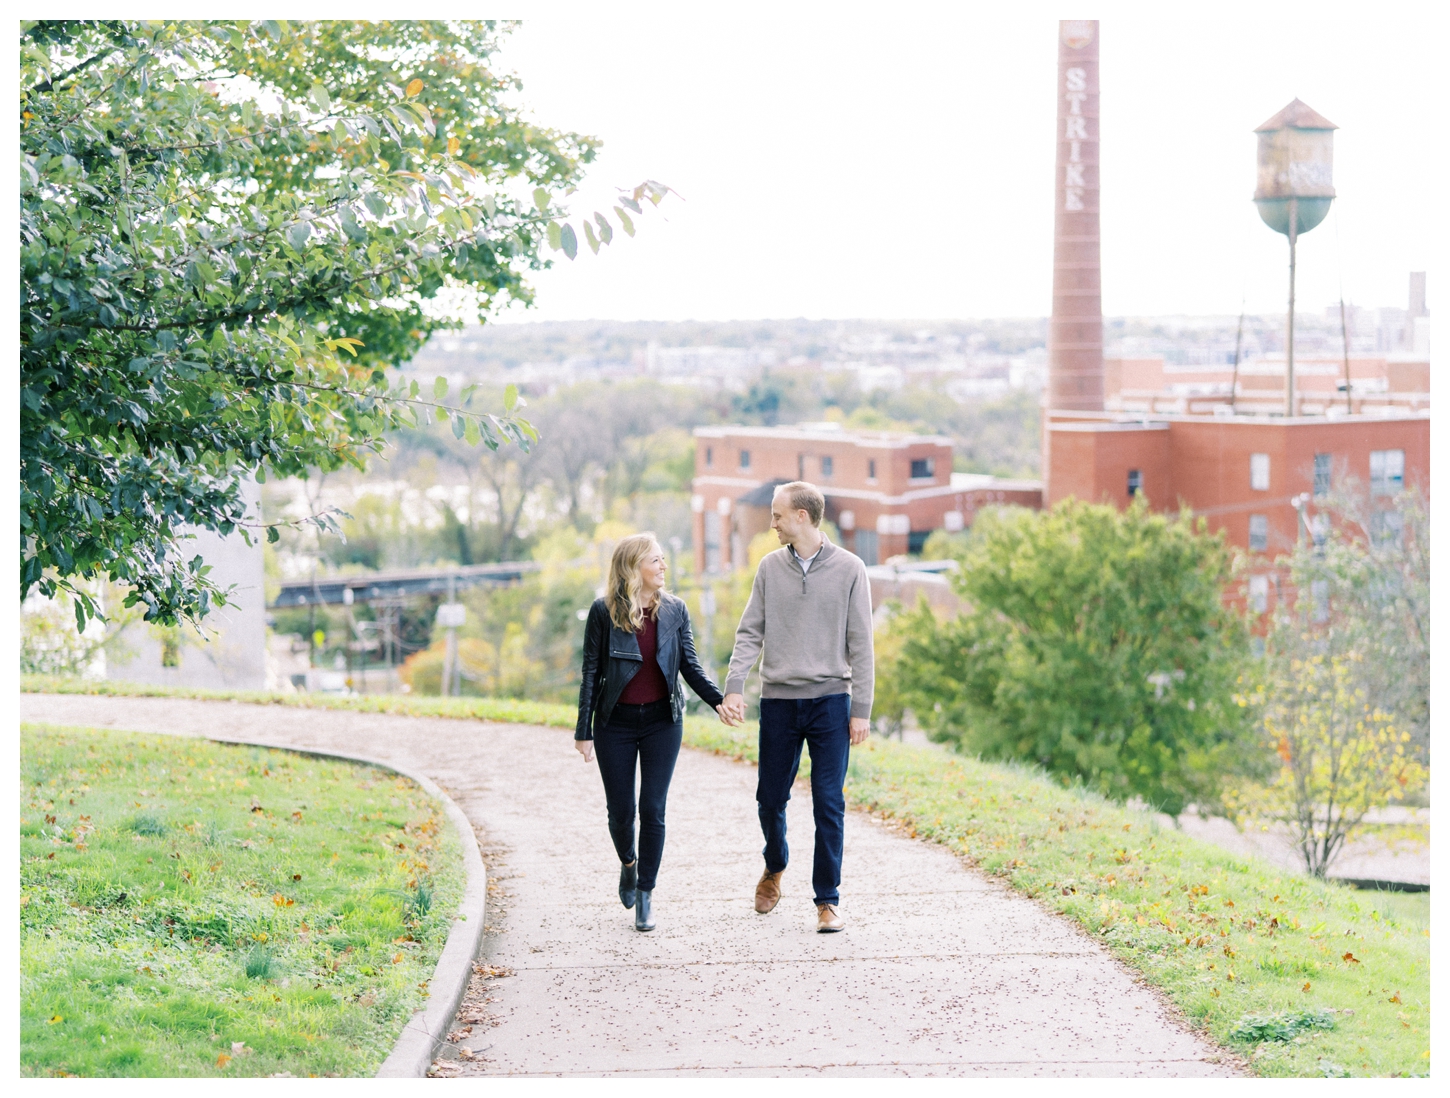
[634,888,654,931]
[619,861,637,909]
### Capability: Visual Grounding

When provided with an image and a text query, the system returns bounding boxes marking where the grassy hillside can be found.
[24,677,1429,1077]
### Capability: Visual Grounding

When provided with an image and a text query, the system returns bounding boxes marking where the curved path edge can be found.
[168,732,486,1079]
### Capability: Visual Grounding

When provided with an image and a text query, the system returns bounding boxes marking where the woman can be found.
[575,533,731,931]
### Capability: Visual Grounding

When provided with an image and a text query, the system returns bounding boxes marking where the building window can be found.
[854,530,878,566]
[1370,509,1403,548]
[1312,452,1332,497]
[1248,514,1268,552]
[821,455,833,477]
[705,446,713,467]
[907,530,930,555]
[739,449,751,470]
[1370,449,1404,496]
[1250,453,1270,491]
[1248,574,1269,614]
[910,458,935,480]
[1126,469,1142,497]
[867,459,877,481]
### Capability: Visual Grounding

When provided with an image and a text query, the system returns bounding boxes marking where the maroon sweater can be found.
[616,612,670,704]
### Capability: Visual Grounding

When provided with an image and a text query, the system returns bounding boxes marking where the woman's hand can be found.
[715,703,740,728]
[575,738,595,763]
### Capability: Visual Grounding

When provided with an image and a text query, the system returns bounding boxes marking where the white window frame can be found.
[1250,453,1270,492]
[1369,449,1404,496]
[1248,514,1269,552]
[1248,574,1269,614]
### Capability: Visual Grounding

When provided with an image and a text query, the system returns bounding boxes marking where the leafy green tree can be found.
[897,500,1255,817]
[21,19,667,627]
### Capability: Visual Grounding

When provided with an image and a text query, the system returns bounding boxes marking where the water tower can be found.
[1253,99,1336,416]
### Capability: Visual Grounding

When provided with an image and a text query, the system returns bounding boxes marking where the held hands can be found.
[574,738,595,763]
[849,717,871,746]
[719,693,747,726]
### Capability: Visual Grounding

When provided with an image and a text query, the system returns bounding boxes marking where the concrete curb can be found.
[201,735,487,1079]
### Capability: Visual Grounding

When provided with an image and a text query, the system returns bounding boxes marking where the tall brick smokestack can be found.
[1048,20,1104,411]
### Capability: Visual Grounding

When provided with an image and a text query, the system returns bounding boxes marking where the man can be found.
[721,481,874,933]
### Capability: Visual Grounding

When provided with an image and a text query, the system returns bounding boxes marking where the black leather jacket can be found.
[575,591,724,740]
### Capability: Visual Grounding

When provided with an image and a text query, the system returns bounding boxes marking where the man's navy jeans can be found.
[756,694,851,906]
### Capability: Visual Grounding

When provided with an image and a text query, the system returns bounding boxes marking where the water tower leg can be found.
[1285,197,1298,417]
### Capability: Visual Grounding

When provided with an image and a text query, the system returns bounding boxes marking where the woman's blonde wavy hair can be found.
[606,533,664,632]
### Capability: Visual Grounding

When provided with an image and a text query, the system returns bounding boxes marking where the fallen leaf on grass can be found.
[216,1054,231,1068]
[47,1015,63,1025]
[1303,982,1312,993]
[1342,952,1360,964]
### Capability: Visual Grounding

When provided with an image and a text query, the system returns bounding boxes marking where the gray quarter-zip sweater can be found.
[725,537,875,719]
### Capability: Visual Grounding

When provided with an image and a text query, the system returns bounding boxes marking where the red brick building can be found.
[1043,408,1430,576]
[691,424,1042,572]
[1104,353,1430,417]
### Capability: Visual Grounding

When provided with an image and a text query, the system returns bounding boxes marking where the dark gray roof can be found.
[736,479,792,507]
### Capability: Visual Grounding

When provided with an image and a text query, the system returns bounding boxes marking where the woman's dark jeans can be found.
[593,699,682,892]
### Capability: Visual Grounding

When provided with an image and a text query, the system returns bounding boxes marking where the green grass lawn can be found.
[19,722,464,1078]
[25,677,1431,1077]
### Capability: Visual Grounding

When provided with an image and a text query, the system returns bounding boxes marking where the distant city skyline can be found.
[489,5,1434,324]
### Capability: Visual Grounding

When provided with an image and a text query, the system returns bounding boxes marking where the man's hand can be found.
[849,717,871,746]
[721,693,746,725]
[574,738,595,763]
[715,703,741,727]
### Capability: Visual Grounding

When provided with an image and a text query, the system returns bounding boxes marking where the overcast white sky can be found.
[491,2,1438,324]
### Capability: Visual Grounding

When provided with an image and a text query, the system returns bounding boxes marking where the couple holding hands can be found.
[575,481,875,934]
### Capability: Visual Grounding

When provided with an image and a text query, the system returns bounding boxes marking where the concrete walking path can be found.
[21,695,1241,1077]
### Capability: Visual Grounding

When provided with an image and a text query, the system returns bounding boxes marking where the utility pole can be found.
[698,581,716,683]
[1229,302,1245,412]
[1338,297,1353,413]
[436,572,465,697]
[342,585,356,693]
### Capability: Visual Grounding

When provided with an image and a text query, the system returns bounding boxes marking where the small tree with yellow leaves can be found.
[1231,650,1425,878]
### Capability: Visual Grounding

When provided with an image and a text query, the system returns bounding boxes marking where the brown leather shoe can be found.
[816,903,845,933]
[754,869,784,914]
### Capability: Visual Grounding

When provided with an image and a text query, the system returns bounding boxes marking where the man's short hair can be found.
[774,481,825,526]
